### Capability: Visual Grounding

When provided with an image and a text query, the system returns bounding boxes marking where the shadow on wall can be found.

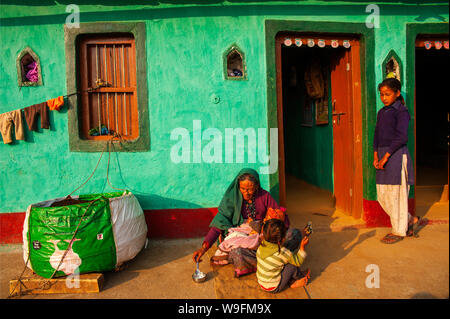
[105,149,207,209]
[134,193,203,210]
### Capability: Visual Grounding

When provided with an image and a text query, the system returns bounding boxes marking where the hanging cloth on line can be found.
[47,96,64,111]
[0,109,25,144]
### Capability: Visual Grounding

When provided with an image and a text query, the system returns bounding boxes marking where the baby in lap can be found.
[211,207,286,264]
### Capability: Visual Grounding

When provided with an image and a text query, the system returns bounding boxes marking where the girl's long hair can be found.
[378,78,405,105]
[262,219,286,253]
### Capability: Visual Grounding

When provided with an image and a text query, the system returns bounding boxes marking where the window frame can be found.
[16,46,43,87]
[65,22,149,152]
[381,49,403,83]
[223,43,248,81]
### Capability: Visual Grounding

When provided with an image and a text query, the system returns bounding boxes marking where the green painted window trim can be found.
[64,22,150,152]
[223,43,248,81]
[264,20,376,202]
[405,22,449,198]
[382,49,403,83]
[16,46,43,87]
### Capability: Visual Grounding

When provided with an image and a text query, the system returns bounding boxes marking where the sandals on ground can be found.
[406,216,422,237]
[380,233,404,244]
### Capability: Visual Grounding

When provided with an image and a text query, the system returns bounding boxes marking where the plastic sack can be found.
[22,191,147,279]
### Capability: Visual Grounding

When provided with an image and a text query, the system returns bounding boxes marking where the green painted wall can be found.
[0,1,448,213]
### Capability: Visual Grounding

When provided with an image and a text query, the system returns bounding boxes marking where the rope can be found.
[7,253,32,298]
[63,83,108,99]
[9,135,128,298]
[8,197,104,298]
[38,197,105,291]
[106,140,127,193]
[67,149,105,198]
[67,134,127,198]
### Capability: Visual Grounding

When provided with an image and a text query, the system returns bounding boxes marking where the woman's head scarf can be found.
[209,168,260,233]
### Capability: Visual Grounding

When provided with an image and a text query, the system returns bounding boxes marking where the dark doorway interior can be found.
[281,45,337,215]
[415,48,449,187]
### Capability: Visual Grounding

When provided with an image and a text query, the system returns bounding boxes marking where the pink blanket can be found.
[213,223,261,264]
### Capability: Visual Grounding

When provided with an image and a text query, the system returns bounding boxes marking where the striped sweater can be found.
[256,240,307,290]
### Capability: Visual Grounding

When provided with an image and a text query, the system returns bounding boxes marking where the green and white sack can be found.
[22,191,147,279]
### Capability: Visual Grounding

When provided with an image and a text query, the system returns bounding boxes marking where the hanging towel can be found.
[47,96,64,111]
[0,109,25,144]
[23,102,49,131]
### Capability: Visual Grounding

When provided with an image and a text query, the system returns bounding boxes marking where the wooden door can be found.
[331,48,354,216]
[329,40,363,218]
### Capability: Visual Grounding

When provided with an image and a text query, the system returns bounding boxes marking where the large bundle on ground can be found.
[22,191,147,279]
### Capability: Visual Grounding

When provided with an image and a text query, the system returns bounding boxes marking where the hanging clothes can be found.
[0,109,25,144]
[47,96,64,111]
[304,57,325,99]
[23,102,49,131]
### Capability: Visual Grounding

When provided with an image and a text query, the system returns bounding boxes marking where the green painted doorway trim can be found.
[405,22,449,198]
[264,20,376,203]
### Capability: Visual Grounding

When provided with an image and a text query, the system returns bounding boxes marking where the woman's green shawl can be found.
[209,168,260,234]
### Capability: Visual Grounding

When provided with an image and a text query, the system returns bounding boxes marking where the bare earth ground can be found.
[1,179,448,299]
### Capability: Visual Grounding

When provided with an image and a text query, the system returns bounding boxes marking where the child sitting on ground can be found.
[256,219,310,293]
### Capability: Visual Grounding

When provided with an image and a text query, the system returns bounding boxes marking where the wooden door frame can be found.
[265,20,375,218]
[405,23,449,203]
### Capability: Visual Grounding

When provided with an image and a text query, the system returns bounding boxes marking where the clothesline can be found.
[2,83,104,116]
[63,83,105,98]
[1,83,110,144]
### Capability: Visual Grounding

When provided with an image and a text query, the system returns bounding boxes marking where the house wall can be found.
[0,1,448,242]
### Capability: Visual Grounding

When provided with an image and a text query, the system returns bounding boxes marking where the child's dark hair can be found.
[262,219,286,253]
[378,78,405,105]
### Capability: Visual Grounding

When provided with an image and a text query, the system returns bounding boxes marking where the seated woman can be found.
[192,168,301,277]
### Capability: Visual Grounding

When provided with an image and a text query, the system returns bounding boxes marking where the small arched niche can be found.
[16,47,43,86]
[224,44,247,80]
[382,50,402,82]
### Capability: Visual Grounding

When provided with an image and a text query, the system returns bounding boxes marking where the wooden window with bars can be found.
[78,34,138,140]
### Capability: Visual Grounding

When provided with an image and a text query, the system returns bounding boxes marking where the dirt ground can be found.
[1,179,448,300]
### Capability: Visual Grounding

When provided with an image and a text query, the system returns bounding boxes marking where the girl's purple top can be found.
[373,100,414,185]
[203,188,290,247]
[373,100,410,155]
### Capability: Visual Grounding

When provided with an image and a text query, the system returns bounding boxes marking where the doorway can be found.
[276,34,363,219]
[415,38,449,205]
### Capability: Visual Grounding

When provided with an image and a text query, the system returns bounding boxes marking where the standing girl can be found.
[373,78,420,244]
